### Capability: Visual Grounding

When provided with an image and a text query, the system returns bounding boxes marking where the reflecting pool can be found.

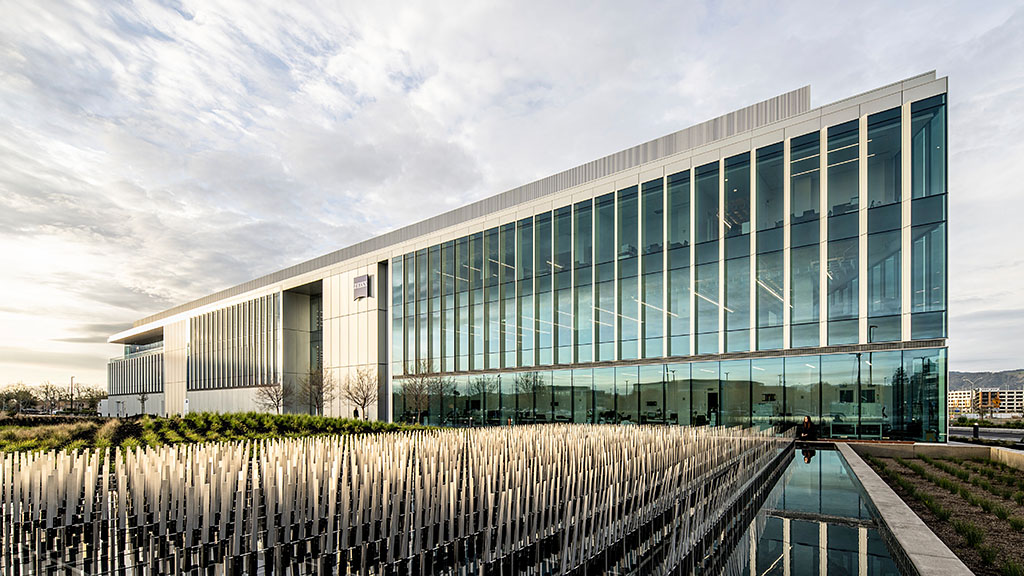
[735,448,902,576]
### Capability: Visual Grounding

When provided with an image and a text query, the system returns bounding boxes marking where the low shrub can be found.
[1009,517,1024,532]
[994,504,1011,521]
[953,519,985,548]
[979,545,999,566]
[1003,559,1024,576]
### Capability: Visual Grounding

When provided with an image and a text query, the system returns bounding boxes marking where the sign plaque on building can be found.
[353,274,370,300]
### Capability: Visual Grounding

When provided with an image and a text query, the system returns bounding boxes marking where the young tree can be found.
[38,381,63,412]
[341,367,379,420]
[0,383,39,414]
[301,369,337,416]
[77,386,108,413]
[254,379,293,414]
[137,392,149,415]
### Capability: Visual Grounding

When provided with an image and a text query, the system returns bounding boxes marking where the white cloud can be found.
[0,0,1021,387]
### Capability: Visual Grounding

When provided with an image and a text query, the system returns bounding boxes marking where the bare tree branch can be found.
[341,367,378,419]
[254,379,293,414]
[301,369,337,416]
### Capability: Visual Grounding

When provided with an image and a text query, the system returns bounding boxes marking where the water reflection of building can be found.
[107,73,949,442]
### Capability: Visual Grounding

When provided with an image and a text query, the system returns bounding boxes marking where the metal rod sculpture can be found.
[0,424,794,575]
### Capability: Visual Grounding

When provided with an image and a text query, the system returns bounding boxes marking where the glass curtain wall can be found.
[499,224,516,368]
[553,207,573,363]
[756,143,785,350]
[393,346,945,441]
[721,359,751,426]
[617,187,640,360]
[485,229,500,369]
[595,193,616,361]
[534,214,553,366]
[790,132,821,348]
[617,365,640,423]
[867,108,902,342]
[573,201,594,362]
[641,178,665,358]
[724,153,751,352]
[691,361,720,426]
[639,364,666,424]
[391,257,404,377]
[666,363,691,425]
[911,95,947,339]
[751,358,784,428]
[666,171,691,356]
[821,353,859,437]
[826,121,860,345]
[572,368,593,423]
[694,162,720,354]
[517,218,534,365]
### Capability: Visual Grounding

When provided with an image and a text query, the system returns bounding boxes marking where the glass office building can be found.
[109,73,948,441]
[389,80,947,441]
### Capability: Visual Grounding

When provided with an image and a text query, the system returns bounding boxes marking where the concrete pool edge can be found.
[836,443,973,576]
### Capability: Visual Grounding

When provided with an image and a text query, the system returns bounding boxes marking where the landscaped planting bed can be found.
[866,454,1024,576]
[0,412,425,452]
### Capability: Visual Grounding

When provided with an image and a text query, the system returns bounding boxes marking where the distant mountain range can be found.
[950,370,1024,391]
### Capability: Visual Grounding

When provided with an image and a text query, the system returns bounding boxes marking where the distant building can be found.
[948,388,1024,419]
[948,390,973,418]
[107,72,949,441]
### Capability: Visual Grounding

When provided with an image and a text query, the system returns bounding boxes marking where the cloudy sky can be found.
[0,0,1021,388]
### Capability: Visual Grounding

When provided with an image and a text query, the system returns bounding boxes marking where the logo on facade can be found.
[353,274,371,300]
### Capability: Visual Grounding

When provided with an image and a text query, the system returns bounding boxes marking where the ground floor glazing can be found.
[391,347,946,442]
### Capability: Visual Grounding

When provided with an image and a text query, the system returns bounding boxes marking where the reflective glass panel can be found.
[899,348,946,442]
[667,263,690,356]
[616,365,640,424]
[695,261,719,354]
[551,370,572,423]
[756,143,784,231]
[790,244,820,347]
[868,230,901,318]
[756,250,784,350]
[791,132,820,224]
[863,350,900,441]
[725,153,750,236]
[821,354,859,438]
[911,95,946,199]
[666,363,690,425]
[667,171,691,253]
[912,222,945,314]
[593,367,615,423]
[725,256,750,352]
[867,108,902,208]
[827,121,859,217]
[571,368,593,423]
[695,162,719,244]
[618,187,639,360]
[721,359,751,426]
[639,364,665,424]
[691,361,719,426]
[751,357,784,428]
[641,178,664,255]
[785,356,820,429]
